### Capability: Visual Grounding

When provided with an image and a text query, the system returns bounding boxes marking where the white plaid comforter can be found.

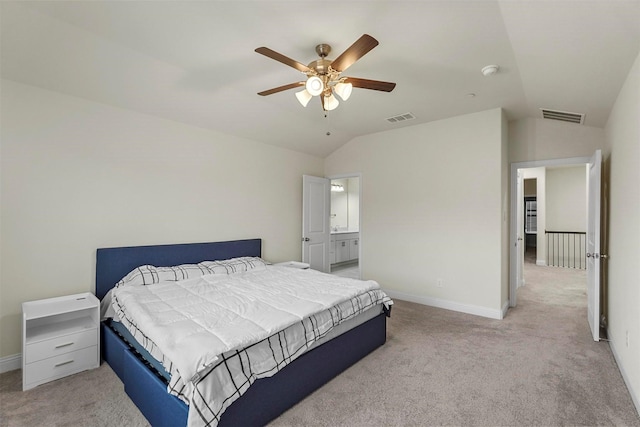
[112,265,392,427]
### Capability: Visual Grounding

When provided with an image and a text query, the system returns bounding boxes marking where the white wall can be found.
[325,108,507,319]
[546,166,587,232]
[545,165,588,268]
[500,111,509,310]
[509,117,605,163]
[604,52,640,414]
[0,80,324,358]
[347,177,360,231]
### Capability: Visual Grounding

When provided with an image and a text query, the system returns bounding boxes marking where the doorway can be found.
[509,152,602,342]
[519,166,587,282]
[511,156,589,304]
[521,171,543,274]
[329,175,361,279]
[523,179,538,266]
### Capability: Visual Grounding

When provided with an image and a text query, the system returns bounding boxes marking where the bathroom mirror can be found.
[330,177,359,232]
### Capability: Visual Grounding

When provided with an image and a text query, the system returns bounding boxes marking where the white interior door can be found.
[302,175,330,273]
[587,150,602,342]
[516,170,525,288]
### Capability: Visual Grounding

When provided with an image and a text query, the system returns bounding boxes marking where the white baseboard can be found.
[383,289,504,320]
[536,259,546,266]
[607,329,640,417]
[501,300,510,319]
[0,353,21,374]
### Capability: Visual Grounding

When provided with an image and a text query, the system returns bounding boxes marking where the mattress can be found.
[107,303,383,383]
[108,263,392,427]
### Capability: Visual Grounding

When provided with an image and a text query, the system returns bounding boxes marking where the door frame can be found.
[328,172,362,279]
[516,169,524,290]
[587,149,602,341]
[509,155,590,307]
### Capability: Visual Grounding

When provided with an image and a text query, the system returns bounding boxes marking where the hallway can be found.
[521,247,587,310]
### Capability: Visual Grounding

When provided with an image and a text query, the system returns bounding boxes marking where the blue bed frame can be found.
[96,238,387,427]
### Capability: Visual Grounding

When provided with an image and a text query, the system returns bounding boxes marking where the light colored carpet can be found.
[1,260,638,426]
[0,360,148,427]
[271,261,639,426]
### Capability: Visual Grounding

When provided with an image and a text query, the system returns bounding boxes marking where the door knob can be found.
[302,237,310,242]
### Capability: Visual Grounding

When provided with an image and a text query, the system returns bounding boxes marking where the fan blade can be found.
[345,77,396,92]
[255,47,310,73]
[257,81,304,96]
[330,34,379,72]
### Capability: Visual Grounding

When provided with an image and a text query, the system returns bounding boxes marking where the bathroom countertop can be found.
[330,230,359,235]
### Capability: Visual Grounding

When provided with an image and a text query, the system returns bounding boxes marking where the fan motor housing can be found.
[308,58,332,75]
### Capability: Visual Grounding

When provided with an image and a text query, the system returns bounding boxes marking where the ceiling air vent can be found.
[386,112,416,124]
[540,108,585,124]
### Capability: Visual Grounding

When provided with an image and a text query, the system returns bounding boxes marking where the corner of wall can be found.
[0,354,22,374]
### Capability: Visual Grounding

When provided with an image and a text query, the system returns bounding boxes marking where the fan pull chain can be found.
[324,112,331,136]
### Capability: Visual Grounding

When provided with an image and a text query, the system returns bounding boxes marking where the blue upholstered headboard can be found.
[95,239,262,299]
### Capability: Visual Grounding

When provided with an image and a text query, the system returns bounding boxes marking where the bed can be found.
[96,238,391,427]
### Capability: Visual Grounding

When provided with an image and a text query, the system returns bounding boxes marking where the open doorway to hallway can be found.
[510,151,603,342]
[520,164,588,289]
[523,177,538,269]
[517,163,598,343]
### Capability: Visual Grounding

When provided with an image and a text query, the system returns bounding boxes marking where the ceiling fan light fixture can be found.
[256,35,396,113]
[305,76,324,96]
[295,89,312,107]
[324,93,339,111]
[334,82,353,101]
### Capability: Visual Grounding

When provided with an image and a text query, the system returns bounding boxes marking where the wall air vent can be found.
[540,108,585,124]
[386,112,416,123]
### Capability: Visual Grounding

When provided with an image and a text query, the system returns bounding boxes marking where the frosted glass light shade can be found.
[305,76,324,96]
[324,93,339,111]
[334,82,353,101]
[295,89,312,107]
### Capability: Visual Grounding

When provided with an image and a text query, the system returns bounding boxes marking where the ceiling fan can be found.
[255,34,396,111]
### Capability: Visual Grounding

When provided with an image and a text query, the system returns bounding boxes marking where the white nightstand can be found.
[22,292,100,391]
[274,261,310,269]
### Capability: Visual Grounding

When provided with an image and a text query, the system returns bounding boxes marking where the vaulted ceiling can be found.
[2,1,638,157]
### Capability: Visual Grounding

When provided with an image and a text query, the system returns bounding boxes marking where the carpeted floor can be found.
[0,356,148,427]
[272,257,639,426]
[1,257,638,426]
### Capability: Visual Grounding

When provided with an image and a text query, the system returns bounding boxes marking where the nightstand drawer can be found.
[25,328,97,364]
[24,346,98,387]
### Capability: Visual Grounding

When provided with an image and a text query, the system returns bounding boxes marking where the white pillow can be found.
[199,257,268,274]
[115,264,159,288]
[115,257,269,289]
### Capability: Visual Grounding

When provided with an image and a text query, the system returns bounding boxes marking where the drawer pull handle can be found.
[55,342,74,349]
[54,360,74,368]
